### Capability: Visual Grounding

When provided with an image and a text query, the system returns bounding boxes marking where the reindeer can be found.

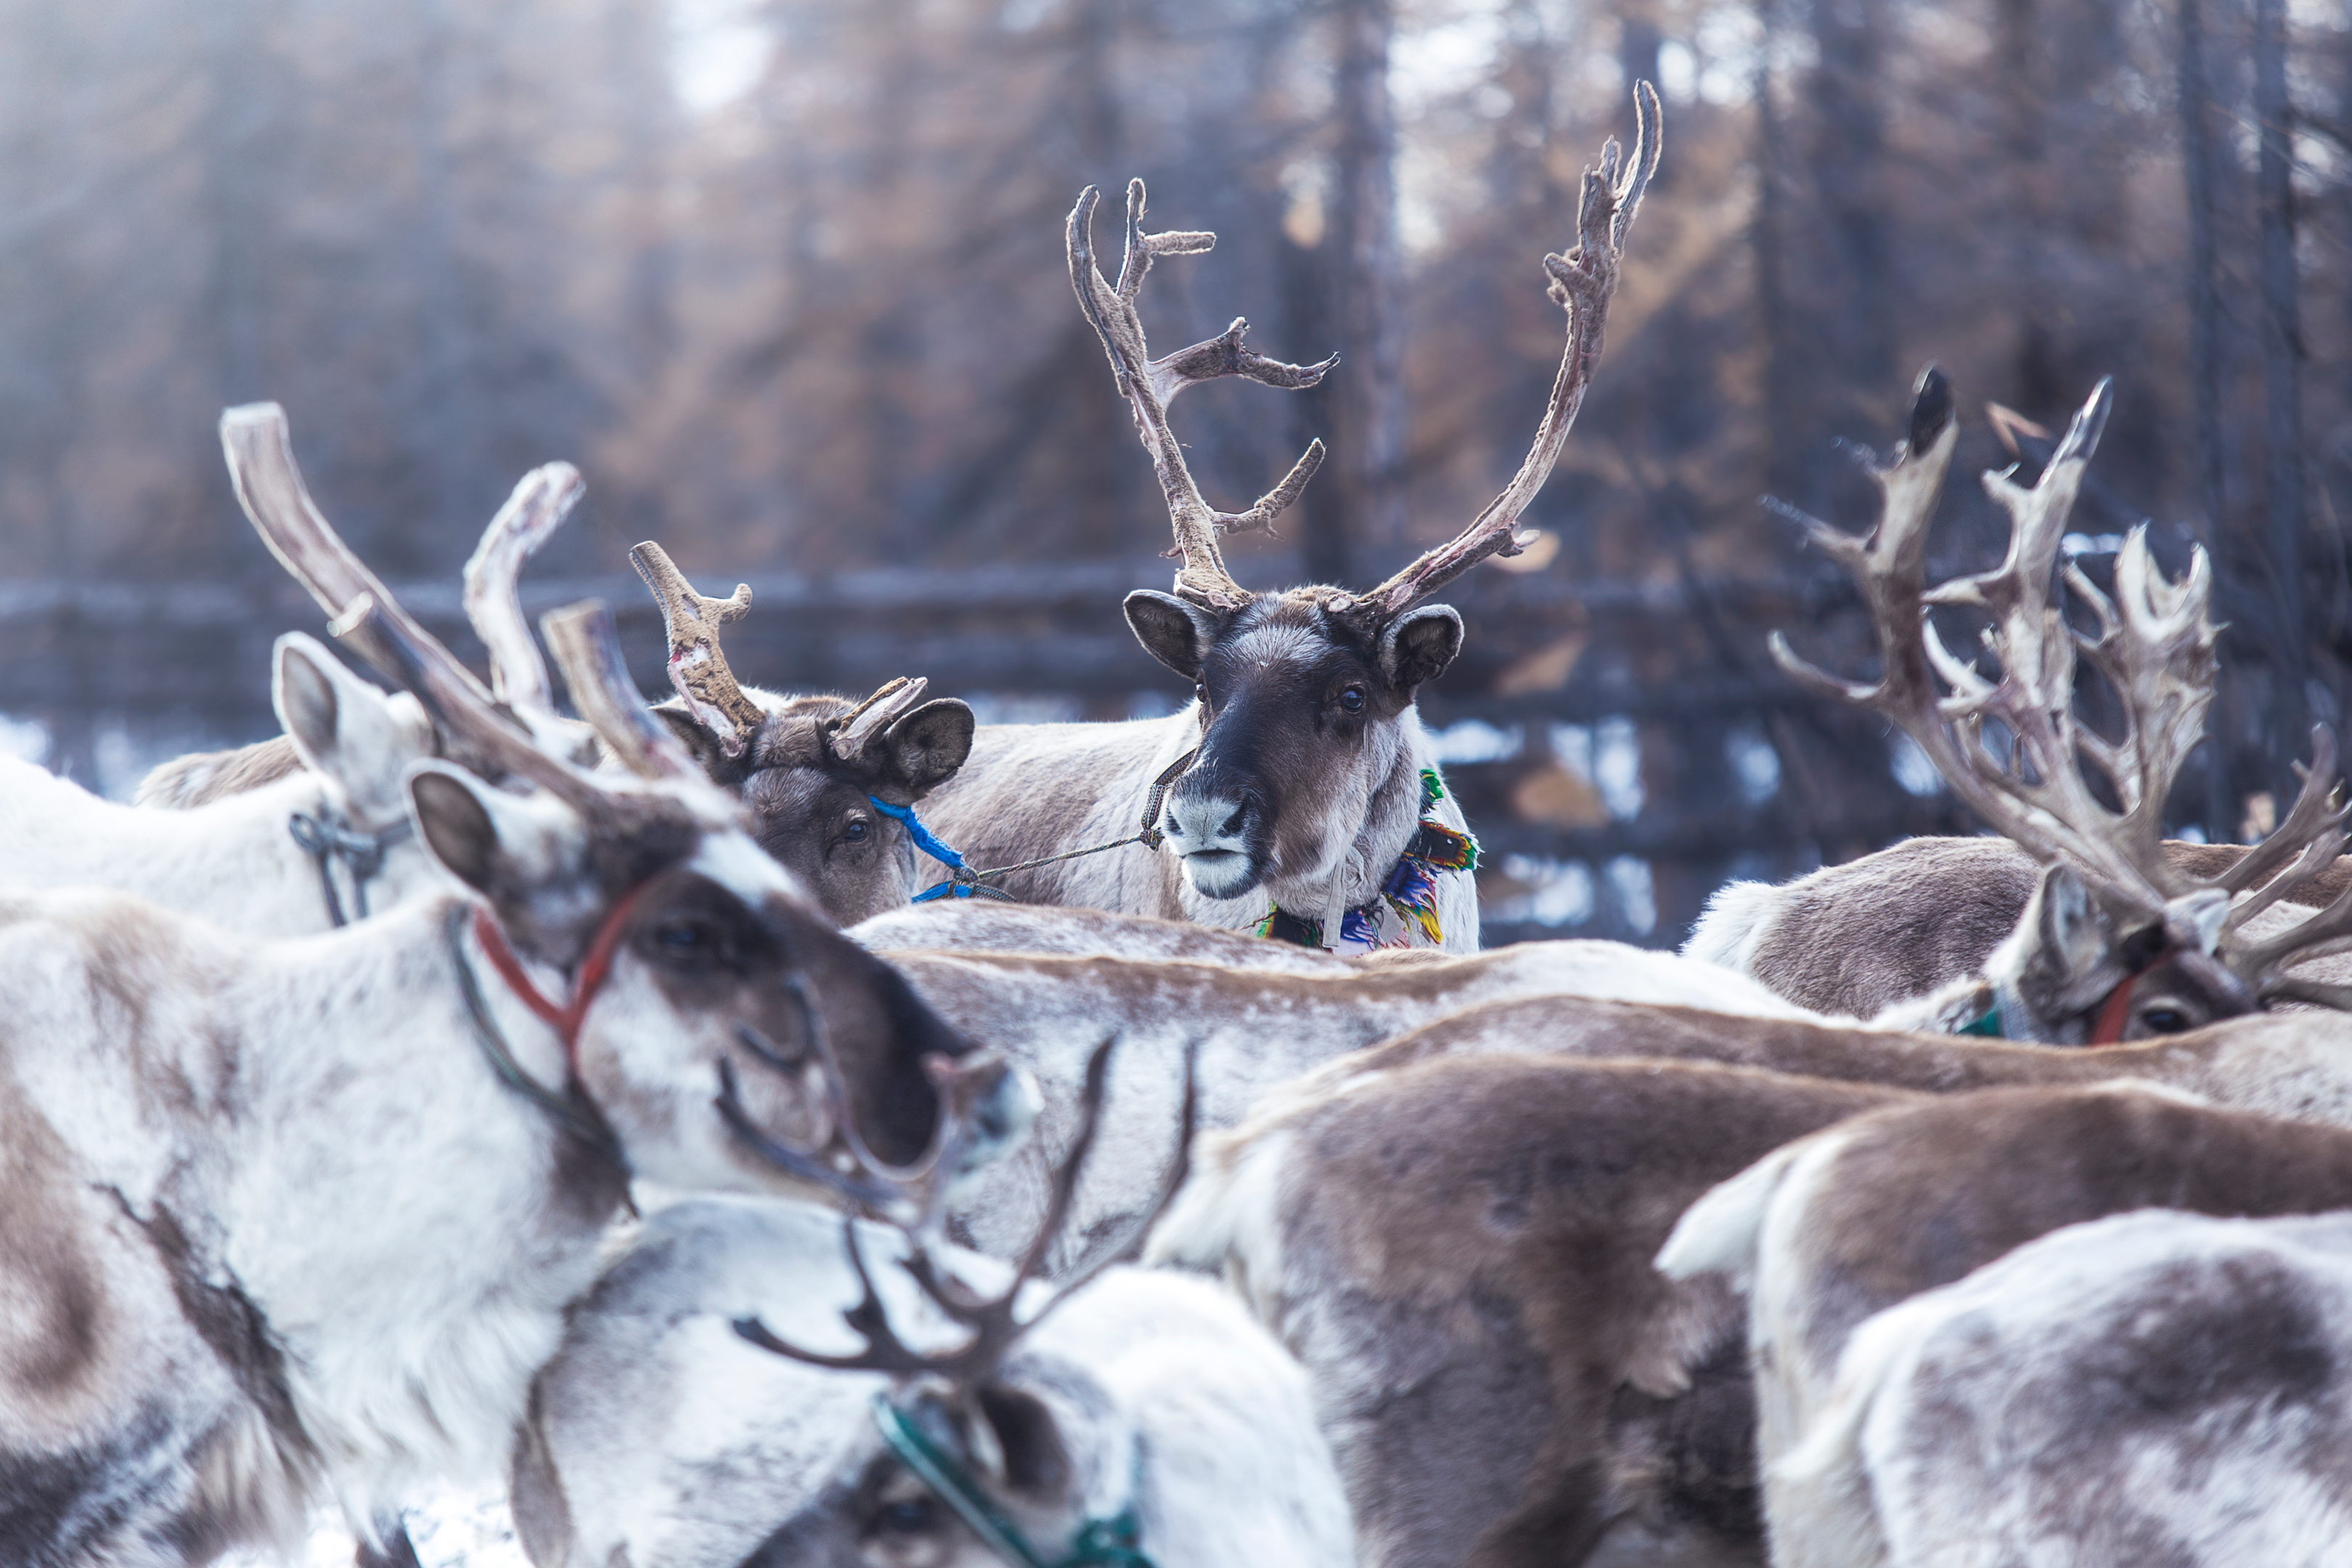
[619,539,981,928]
[1687,833,2352,1024]
[1689,367,2352,1042]
[855,90,1663,953]
[1658,1084,2352,1568]
[17,462,598,942]
[1766,1206,2352,1568]
[513,1042,1355,1568]
[0,405,1027,1568]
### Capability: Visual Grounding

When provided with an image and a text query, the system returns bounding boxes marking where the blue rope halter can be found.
[870,1394,1152,1568]
[868,796,1002,902]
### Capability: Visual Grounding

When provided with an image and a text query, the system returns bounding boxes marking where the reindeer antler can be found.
[732,1037,1199,1399]
[1068,181,1337,613]
[629,541,766,758]
[1773,366,2352,1008]
[1355,81,1661,620]
[464,464,583,713]
[540,600,703,783]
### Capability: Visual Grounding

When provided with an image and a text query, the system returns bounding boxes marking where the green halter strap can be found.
[870,1394,1152,1568]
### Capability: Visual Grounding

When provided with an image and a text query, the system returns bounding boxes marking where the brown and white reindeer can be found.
[512,1043,1355,1568]
[1658,1083,2352,1568]
[902,88,1661,953]
[1689,367,2352,1042]
[0,405,1025,1568]
[616,539,981,928]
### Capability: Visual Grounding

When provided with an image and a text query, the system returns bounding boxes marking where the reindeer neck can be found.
[0,755,427,939]
[1243,714,1479,953]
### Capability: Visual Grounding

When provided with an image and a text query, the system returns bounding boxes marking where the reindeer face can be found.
[656,690,977,927]
[407,764,1019,1198]
[1998,865,2261,1043]
[1131,589,1461,902]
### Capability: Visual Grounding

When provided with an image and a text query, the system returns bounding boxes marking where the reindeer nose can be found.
[1220,804,1249,836]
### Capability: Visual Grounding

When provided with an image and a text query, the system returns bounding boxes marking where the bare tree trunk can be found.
[2254,0,2308,793]
[1995,0,2059,409]
[1808,0,1894,404]
[1753,0,1802,499]
[2179,0,2235,838]
[412,0,473,546]
[1301,0,1405,587]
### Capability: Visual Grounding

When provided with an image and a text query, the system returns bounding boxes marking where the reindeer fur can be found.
[1660,1084,2352,1568]
[1774,1208,2352,1568]
[888,940,1825,1277]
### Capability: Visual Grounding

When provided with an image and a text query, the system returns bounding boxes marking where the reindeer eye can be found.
[656,920,706,954]
[1336,687,1367,714]
[842,817,870,844]
[2139,1006,2191,1034]
[877,1497,936,1533]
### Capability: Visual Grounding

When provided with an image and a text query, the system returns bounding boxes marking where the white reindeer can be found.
[0,408,1026,1568]
[0,634,445,935]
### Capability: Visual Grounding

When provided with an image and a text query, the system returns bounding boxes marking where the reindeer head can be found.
[517,1040,1194,1568]
[626,542,978,926]
[221,405,1031,1198]
[1070,86,1659,906]
[1776,368,2352,1042]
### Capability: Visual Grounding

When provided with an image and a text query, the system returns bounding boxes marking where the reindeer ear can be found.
[1379,605,1464,691]
[403,759,599,953]
[877,698,975,799]
[974,1385,1071,1498]
[648,699,752,788]
[1124,590,1222,680]
[274,632,429,818]
[2033,863,2115,985]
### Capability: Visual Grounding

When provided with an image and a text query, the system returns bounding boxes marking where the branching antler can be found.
[1068,181,1337,612]
[223,404,610,806]
[463,464,582,713]
[732,1037,1199,1402]
[1355,81,1662,620]
[1771,365,2352,1007]
[629,541,766,757]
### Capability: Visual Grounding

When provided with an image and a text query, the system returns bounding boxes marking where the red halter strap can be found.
[2088,944,2175,1045]
[470,882,653,1076]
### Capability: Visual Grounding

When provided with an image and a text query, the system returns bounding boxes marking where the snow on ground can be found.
[217,1485,528,1568]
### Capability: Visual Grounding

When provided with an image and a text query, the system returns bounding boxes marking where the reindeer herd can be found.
[9,83,2352,1568]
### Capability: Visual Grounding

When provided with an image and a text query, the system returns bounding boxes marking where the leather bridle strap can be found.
[470,882,653,1076]
[2089,944,2176,1045]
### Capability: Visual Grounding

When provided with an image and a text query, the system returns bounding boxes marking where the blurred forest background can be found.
[2,0,2348,946]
